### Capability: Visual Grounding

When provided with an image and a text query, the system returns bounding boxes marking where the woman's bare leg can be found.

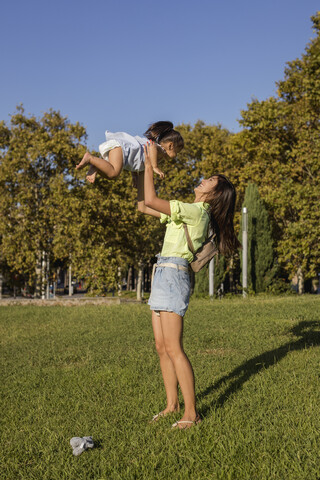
[152,311,180,414]
[76,147,123,180]
[160,311,198,425]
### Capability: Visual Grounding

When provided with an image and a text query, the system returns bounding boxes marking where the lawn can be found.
[1,295,320,480]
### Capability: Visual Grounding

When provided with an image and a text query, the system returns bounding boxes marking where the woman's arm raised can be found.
[143,142,171,216]
[136,172,161,217]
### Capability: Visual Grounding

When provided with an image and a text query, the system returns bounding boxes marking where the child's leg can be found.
[76,147,123,180]
[107,147,123,178]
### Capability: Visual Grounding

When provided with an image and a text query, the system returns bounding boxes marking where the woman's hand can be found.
[143,141,156,167]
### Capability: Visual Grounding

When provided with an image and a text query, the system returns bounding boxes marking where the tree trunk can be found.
[136,261,144,301]
[145,264,150,293]
[297,267,304,295]
[46,256,50,299]
[127,266,132,291]
[35,251,42,298]
[69,264,72,296]
[118,266,122,296]
[41,251,46,299]
[229,257,235,293]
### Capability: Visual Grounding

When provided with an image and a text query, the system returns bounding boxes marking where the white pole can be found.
[41,251,46,299]
[69,264,72,296]
[46,256,50,299]
[209,258,215,297]
[136,262,143,301]
[242,207,248,297]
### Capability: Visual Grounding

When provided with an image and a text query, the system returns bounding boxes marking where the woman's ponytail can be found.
[144,121,184,150]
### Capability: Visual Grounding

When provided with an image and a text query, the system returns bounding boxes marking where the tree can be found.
[71,169,164,295]
[236,13,320,286]
[0,106,87,294]
[0,107,167,297]
[241,184,278,292]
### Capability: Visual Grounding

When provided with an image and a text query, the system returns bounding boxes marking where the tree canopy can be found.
[1,13,319,294]
[227,12,320,287]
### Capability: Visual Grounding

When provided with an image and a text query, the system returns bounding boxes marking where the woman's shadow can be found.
[198,320,320,417]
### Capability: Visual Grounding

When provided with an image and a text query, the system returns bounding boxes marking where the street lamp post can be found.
[209,257,215,297]
[242,207,248,297]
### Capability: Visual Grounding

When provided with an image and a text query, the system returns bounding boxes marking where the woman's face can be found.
[194,176,219,196]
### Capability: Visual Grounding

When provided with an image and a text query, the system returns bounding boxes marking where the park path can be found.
[0,296,142,306]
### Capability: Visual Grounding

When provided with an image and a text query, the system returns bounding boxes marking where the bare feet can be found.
[76,151,92,170]
[86,165,97,183]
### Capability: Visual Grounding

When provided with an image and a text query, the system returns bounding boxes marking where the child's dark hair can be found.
[145,121,184,151]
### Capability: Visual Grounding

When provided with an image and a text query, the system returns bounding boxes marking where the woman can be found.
[139,141,240,429]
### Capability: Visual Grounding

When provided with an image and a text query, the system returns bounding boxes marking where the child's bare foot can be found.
[76,151,92,170]
[86,165,97,183]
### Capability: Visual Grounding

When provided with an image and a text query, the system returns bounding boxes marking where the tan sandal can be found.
[150,411,165,423]
[172,414,202,430]
[150,405,180,423]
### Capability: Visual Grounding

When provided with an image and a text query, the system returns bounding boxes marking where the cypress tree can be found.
[241,183,278,292]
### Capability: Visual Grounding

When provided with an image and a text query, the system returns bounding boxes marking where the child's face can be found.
[160,141,181,159]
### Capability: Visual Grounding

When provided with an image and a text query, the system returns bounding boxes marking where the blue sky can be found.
[1,0,319,149]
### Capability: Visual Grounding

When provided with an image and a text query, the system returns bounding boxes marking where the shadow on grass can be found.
[198,320,320,417]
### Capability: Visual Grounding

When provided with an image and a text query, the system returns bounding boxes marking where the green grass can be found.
[1,295,320,480]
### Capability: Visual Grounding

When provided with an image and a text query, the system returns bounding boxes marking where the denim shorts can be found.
[148,256,191,317]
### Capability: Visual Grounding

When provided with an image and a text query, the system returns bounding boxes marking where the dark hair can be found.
[206,174,241,256]
[144,121,184,151]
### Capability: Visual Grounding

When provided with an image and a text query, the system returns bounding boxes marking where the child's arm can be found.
[152,166,165,179]
[147,144,164,179]
[143,142,171,216]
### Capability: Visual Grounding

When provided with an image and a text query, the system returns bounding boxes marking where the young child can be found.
[75,121,184,184]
